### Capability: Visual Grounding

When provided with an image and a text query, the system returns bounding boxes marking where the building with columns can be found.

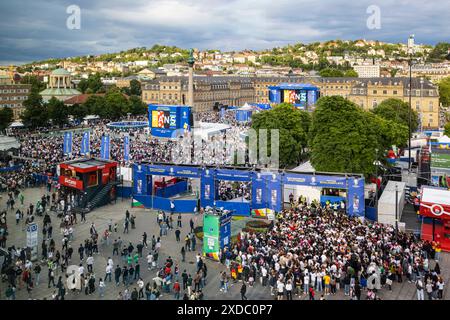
[40,68,81,102]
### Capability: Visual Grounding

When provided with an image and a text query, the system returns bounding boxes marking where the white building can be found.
[353,64,381,78]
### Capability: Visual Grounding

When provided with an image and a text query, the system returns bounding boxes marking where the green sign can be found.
[203,214,220,260]
[431,153,450,169]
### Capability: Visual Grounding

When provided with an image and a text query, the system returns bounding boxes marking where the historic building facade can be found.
[141,76,440,129]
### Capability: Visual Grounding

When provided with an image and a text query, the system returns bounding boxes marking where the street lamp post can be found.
[395,184,399,240]
[407,34,415,173]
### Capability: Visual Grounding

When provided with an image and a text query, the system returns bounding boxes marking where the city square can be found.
[1,0,450,306]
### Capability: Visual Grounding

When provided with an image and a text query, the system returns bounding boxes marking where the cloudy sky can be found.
[0,0,448,65]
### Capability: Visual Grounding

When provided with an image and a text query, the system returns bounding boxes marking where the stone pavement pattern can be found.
[1,187,449,300]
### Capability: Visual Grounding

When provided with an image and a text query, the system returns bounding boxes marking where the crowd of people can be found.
[217,199,445,300]
[217,181,251,202]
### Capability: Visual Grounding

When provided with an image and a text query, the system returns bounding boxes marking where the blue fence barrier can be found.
[155,180,188,198]
[0,164,22,173]
[215,200,251,216]
[152,196,198,213]
[320,195,345,205]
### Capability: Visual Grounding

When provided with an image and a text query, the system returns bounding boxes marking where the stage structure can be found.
[132,164,365,217]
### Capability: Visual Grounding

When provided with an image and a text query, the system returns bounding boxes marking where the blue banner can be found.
[124,136,130,161]
[282,173,347,188]
[63,132,73,155]
[215,169,251,182]
[201,168,215,207]
[219,211,232,249]
[80,131,90,155]
[100,135,110,160]
[252,172,267,209]
[147,165,201,178]
[347,177,365,217]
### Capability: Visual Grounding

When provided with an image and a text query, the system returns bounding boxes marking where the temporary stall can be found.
[377,181,406,225]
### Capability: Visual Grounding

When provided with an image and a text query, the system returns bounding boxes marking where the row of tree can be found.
[20,87,147,129]
[251,97,417,175]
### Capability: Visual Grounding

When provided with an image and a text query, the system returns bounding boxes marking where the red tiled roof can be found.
[64,93,129,105]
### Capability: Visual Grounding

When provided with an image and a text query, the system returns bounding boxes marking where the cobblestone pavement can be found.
[1,187,448,300]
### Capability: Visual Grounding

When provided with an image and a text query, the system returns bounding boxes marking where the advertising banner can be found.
[203,214,220,261]
[148,105,192,138]
[63,132,73,155]
[80,131,90,155]
[147,165,201,178]
[201,168,215,207]
[59,176,84,190]
[100,135,110,160]
[26,223,38,261]
[123,135,130,161]
[132,164,148,195]
[251,172,266,209]
[347,177,365,217]
[282,173,347,188]
[215,169,251,182]
[431,153,450,169]
[219,211,232,250]
[267,173,282,212]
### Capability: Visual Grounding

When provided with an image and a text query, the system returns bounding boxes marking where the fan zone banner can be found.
[80,131,90,155]
[63,132,73,155]
[100,135,110,160]
[123,136,130,161]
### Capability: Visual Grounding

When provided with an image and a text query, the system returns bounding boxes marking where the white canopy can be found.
[421,187,450,206]
[238,103,253,111]
[9,121,24,128]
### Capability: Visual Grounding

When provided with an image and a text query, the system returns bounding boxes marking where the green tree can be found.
[20,75,46,93]
[0,107,14,131]
[84,95,106,118]
[372,98,419,133]
[21,92,48,128]
[129,79,142,96]
[77,78,89,93]
[78,73,103,93]
[251,103,311,168]
[344,69,358,77]
[104,90,130,120]
[309,96,380,175]
[438,76,450,107]
[319,68,344,77]
[129,95,147,115]
[427,42,450,62]
[70,103,89,122]
[444,122,450,137]
[47,97,69,127]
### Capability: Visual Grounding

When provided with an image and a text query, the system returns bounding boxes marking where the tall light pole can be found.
[395,184,399,240]
[407,35,414,172]
[420,77,424,132]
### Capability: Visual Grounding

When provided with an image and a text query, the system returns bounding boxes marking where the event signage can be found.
[203,214,220,261]
[63,132,73,155]
[26,223,38,261]
[431,153,450,169]
[148,105,191,138]
[147,165,201,178]
[80,131,90,155]
[59,176,83,190]
[123,135,130,161]
[100,135,110,160]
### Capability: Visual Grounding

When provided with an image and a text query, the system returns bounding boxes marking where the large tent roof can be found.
[421,187,450,206]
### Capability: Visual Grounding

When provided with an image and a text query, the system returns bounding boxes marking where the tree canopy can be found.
[77,73,103,93]
[251,103,311,168]
[444,122,450,138]
[309,96,409,176]
[21,92,48,128]
[372,98,419,133]
[47,97,69,127]
[0,107,14,132]
[319,68,344,77]
[438,76,450,108]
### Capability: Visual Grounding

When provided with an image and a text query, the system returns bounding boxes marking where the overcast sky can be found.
[0,0,449,65]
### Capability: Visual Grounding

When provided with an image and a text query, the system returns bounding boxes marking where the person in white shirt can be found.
[285,280,293,300]
[98,278,106,297]
[108,257,114,267]
[105,264,113,282]
[147,253,154,270]
[86,255,94,273]
[277,280,285,300]
[304,273,310,294]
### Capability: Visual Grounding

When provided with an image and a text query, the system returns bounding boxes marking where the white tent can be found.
[8,121,24,128]
[239,103,253,111]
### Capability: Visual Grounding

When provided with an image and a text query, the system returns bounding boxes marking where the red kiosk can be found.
[59,158,119,212]
[419,186,450,251]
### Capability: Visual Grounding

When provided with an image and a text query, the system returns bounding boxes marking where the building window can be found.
[372,100,377,107]
[383,90,387,94]
[429,102,433,112]
[163,94,166,99]
[416,90,420,96]
[416,101,420,111]
[373,90,377,94]
[429,90,434,96]
[393,90,397,95]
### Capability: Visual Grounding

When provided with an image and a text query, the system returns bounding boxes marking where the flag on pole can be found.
[123,135,130,161]
[63,132,73,155]
[100,135,110,160]
[81,131,90,156]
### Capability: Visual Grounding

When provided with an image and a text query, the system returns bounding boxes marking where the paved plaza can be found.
[1,186,449,300]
